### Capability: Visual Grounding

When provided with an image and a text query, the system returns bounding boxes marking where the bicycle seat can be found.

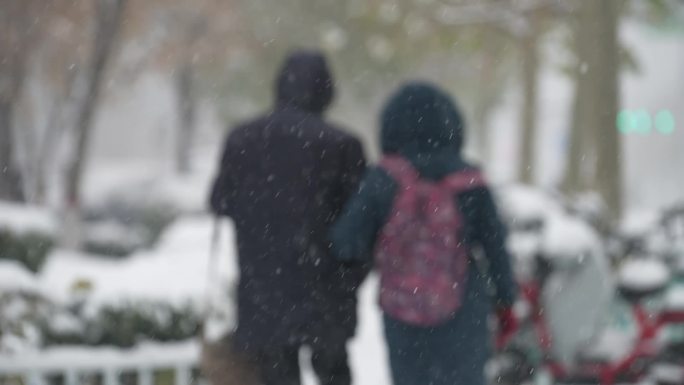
[618,259,670,303]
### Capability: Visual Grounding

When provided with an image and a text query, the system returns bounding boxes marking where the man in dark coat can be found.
[209,50,369,385]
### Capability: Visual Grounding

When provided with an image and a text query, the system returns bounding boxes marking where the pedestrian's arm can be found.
[329,168,388,263]
[332,138,367,217]
[473,187,518,307]
[209,134,239,217]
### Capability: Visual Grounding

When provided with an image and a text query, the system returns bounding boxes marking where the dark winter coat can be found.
[329,83,517,385]
[210,51,370,351]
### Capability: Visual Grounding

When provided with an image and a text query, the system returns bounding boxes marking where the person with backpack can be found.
[329,82,518,385]
[209,50,370,385]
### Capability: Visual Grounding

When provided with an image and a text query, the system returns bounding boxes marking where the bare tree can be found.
[470,29,514,166]
[0,1,42,202]
[62,0,127,247]
[116,0,240,175]
[173,14,204,175]
[563,0,622,219]
[518,15,541,184]
[563,1,597,194]
[593,0,622,219]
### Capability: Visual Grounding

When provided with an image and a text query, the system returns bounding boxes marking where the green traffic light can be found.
[616,110,635,134]
[635,109,651,134]
[617,109,676,135]
[655,110,675,135]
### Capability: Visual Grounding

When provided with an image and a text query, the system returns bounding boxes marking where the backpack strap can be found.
[380,155,486,192]
[379,155,419,187]
[441,169,486,192]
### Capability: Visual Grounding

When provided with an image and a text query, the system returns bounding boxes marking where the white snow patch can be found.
[651,362,684,384]
[47,312,84,335]
[40,217,238,314]
[0,340,199,371]
[84,157,216,216]
[541,214,601,267]
[348,275,391,385]
[497,184,563,226]
[665,286,684,311]
[506,232,542,280]
[85,220,149,250]
[619,259,670,292]
[570,192,607,218]
[0,261,40,294]
[621,209,661,239]
[577,328,637,363]
[0,202,56,237]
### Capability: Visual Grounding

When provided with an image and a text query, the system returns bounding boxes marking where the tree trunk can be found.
[518,19,540,185]
[175,60,196,175]
[563,0,622,219]
[31,99,62,204]
[593,0,622,219]
[563,60,594,193]
[472,29,505,168]
[62,0,127,248]
[563,1,601,194]
[0,102,25,201]
[0,0,34,202]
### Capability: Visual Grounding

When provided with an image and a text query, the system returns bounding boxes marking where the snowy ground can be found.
[0,202,56,237]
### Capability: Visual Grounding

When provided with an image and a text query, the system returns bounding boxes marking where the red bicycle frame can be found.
[519,280,684,385]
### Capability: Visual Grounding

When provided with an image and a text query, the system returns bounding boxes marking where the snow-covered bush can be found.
[497,185,565,280]
[541,213,603,268]
[38,252,205,347]
[83,220,151,257]
[496,186,617,365]
[0,261,52,353]
[80,302,200,347]
[0,203,56,272]
[83,175,212,257]
[37,217,237,348]
[563,192,612,234]
[83,198,177,257]
[39,300,201,348]
[0,232,53,272]
[496,184,564,231]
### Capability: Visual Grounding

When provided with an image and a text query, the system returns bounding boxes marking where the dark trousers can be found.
[255,343,351,385]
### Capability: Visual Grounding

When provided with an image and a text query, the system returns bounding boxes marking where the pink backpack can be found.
[375,155,485,326]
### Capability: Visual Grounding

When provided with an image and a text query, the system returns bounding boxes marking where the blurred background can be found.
[1,0,684,384]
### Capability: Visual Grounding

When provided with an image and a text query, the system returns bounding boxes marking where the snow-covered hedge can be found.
[34,217,237,348]
[496,184,564,230]
[83,171,214,258]
[0,203,56,272]
[497,185,611,281]
[41,302,201,348]
[83,199,176,257]
[83,220,151,257]
[0,261,53,354]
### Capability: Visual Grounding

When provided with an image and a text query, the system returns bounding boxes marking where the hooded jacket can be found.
[328,83,517,385]
[210,51,369,350]
[330,82,515,305]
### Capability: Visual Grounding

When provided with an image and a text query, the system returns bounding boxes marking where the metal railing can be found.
[0,342,203,385]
